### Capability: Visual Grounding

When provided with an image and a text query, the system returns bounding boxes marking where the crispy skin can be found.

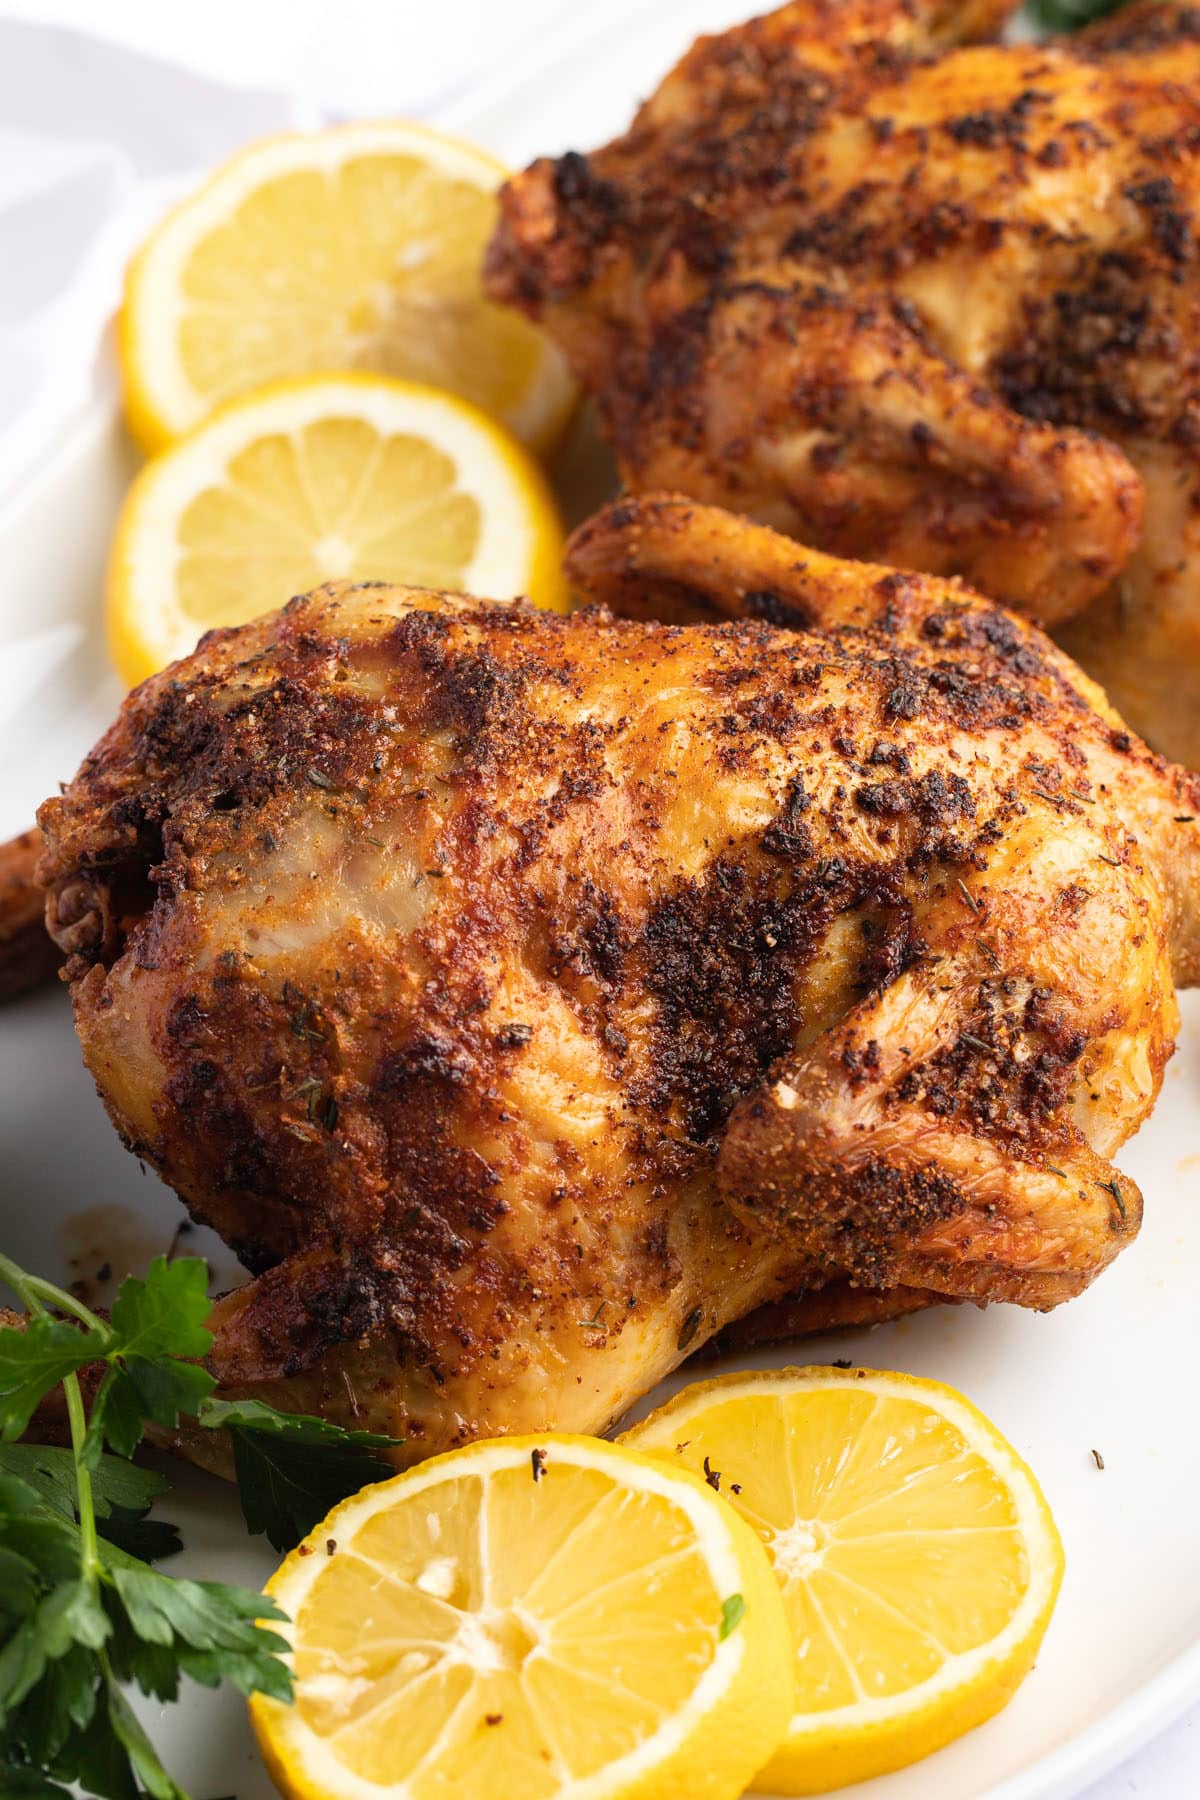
[0,829,61,1001]
[711,1282,952,1354]
[487,0,1200,765]
[38,508,1200,1464]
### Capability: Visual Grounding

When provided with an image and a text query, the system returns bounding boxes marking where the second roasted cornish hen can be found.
[36,498,1200,1462]
[486,0,1200,766]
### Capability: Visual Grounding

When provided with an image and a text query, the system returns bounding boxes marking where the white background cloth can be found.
[0,1,1195,1791]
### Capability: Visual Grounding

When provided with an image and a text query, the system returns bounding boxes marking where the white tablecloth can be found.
[0,1,1195,1791]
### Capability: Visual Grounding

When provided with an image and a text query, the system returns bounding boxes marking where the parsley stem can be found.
[0,1256,106,1334]
[63,1368,102,1580]
[0,1250,103,1577]
[0,1250,44,1320]
[27,1275,105,1333]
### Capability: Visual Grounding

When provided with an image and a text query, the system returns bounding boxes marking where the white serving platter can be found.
[2,5,1199,1797]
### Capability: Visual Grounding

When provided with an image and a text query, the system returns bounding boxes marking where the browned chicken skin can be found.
[486,0,1200,766]
[36,498,1200,1463]
[0,828,60,1001]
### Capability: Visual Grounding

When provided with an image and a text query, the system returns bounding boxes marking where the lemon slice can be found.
[120,120,577,454]
[250,1434,793,1800]
[106,373,567,685]
[623,1368,1064,1794]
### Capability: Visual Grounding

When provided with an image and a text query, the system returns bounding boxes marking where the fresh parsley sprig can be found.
[0,1257,215,1465]
[0,1252,288,1799]
[0,1253,401,1548]
[0,1251,402,1798]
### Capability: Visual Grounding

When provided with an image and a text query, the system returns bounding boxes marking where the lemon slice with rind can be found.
[120,120,577,454]
[106,372,567,685]
[250,1434,793,1800]
[624,1367,1064,1794]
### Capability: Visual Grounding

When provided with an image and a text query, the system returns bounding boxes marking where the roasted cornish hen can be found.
[486,0,1200,766]
[36,498,1200,1463]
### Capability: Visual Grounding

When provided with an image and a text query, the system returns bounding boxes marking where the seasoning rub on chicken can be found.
[36,496,1200,1463]
[486,0,1200,767]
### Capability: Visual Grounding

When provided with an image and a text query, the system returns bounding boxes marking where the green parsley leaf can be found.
[199,1398,400,1552]
[0,1476,81,1587]
[108,1258,213,1365]
[0,1764,74,1798]
[718,1592,746,1641]
[0,1253,303,1800]
[198,1396,398,1449]
[34,1579,111,1658]
[0,1578,111,1732]
[49,1675,147,1800]
[0,1441,169,1521]
[108,1566,292,1703]
[82,1368,144,1466]
[85,1258,217,1459]
[0,1443,181,1563]
[89,1356,216,1460]
[15,1645,97,1767]
[0,1317,108,1442]
[0,1548,40,1626]
[104,1674,189,1800]
[95,1506,183,1567]
[0,1616,50,1718]
[105,1603,183,1705]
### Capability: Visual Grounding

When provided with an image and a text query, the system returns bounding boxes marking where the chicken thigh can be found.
[486,0,1200,765]
[38,498,1200,1463]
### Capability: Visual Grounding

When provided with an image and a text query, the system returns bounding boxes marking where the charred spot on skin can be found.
[944,90,1046,154]
[855,769,975,829]
[761,778,814,860]
[531,1447,548,1483]
[743,589,811,629]
[1123,175,1192,266]
[496,1022,533,1050]
[732,1158,968,1282]
[895,985,1087,1143]
[639,849,861,1141]
[553,149,624,217]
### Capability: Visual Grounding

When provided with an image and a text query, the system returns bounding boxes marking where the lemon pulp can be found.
[625,1368,1064,1793]
[121,121,576,453]
[106,374,566,685]
[251,1434,793,1800]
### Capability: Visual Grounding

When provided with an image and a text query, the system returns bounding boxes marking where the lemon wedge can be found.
[623,1368,1064,1794]
[105,373,567,685]
[120,120,577,454]
[250,1433,793,1800]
